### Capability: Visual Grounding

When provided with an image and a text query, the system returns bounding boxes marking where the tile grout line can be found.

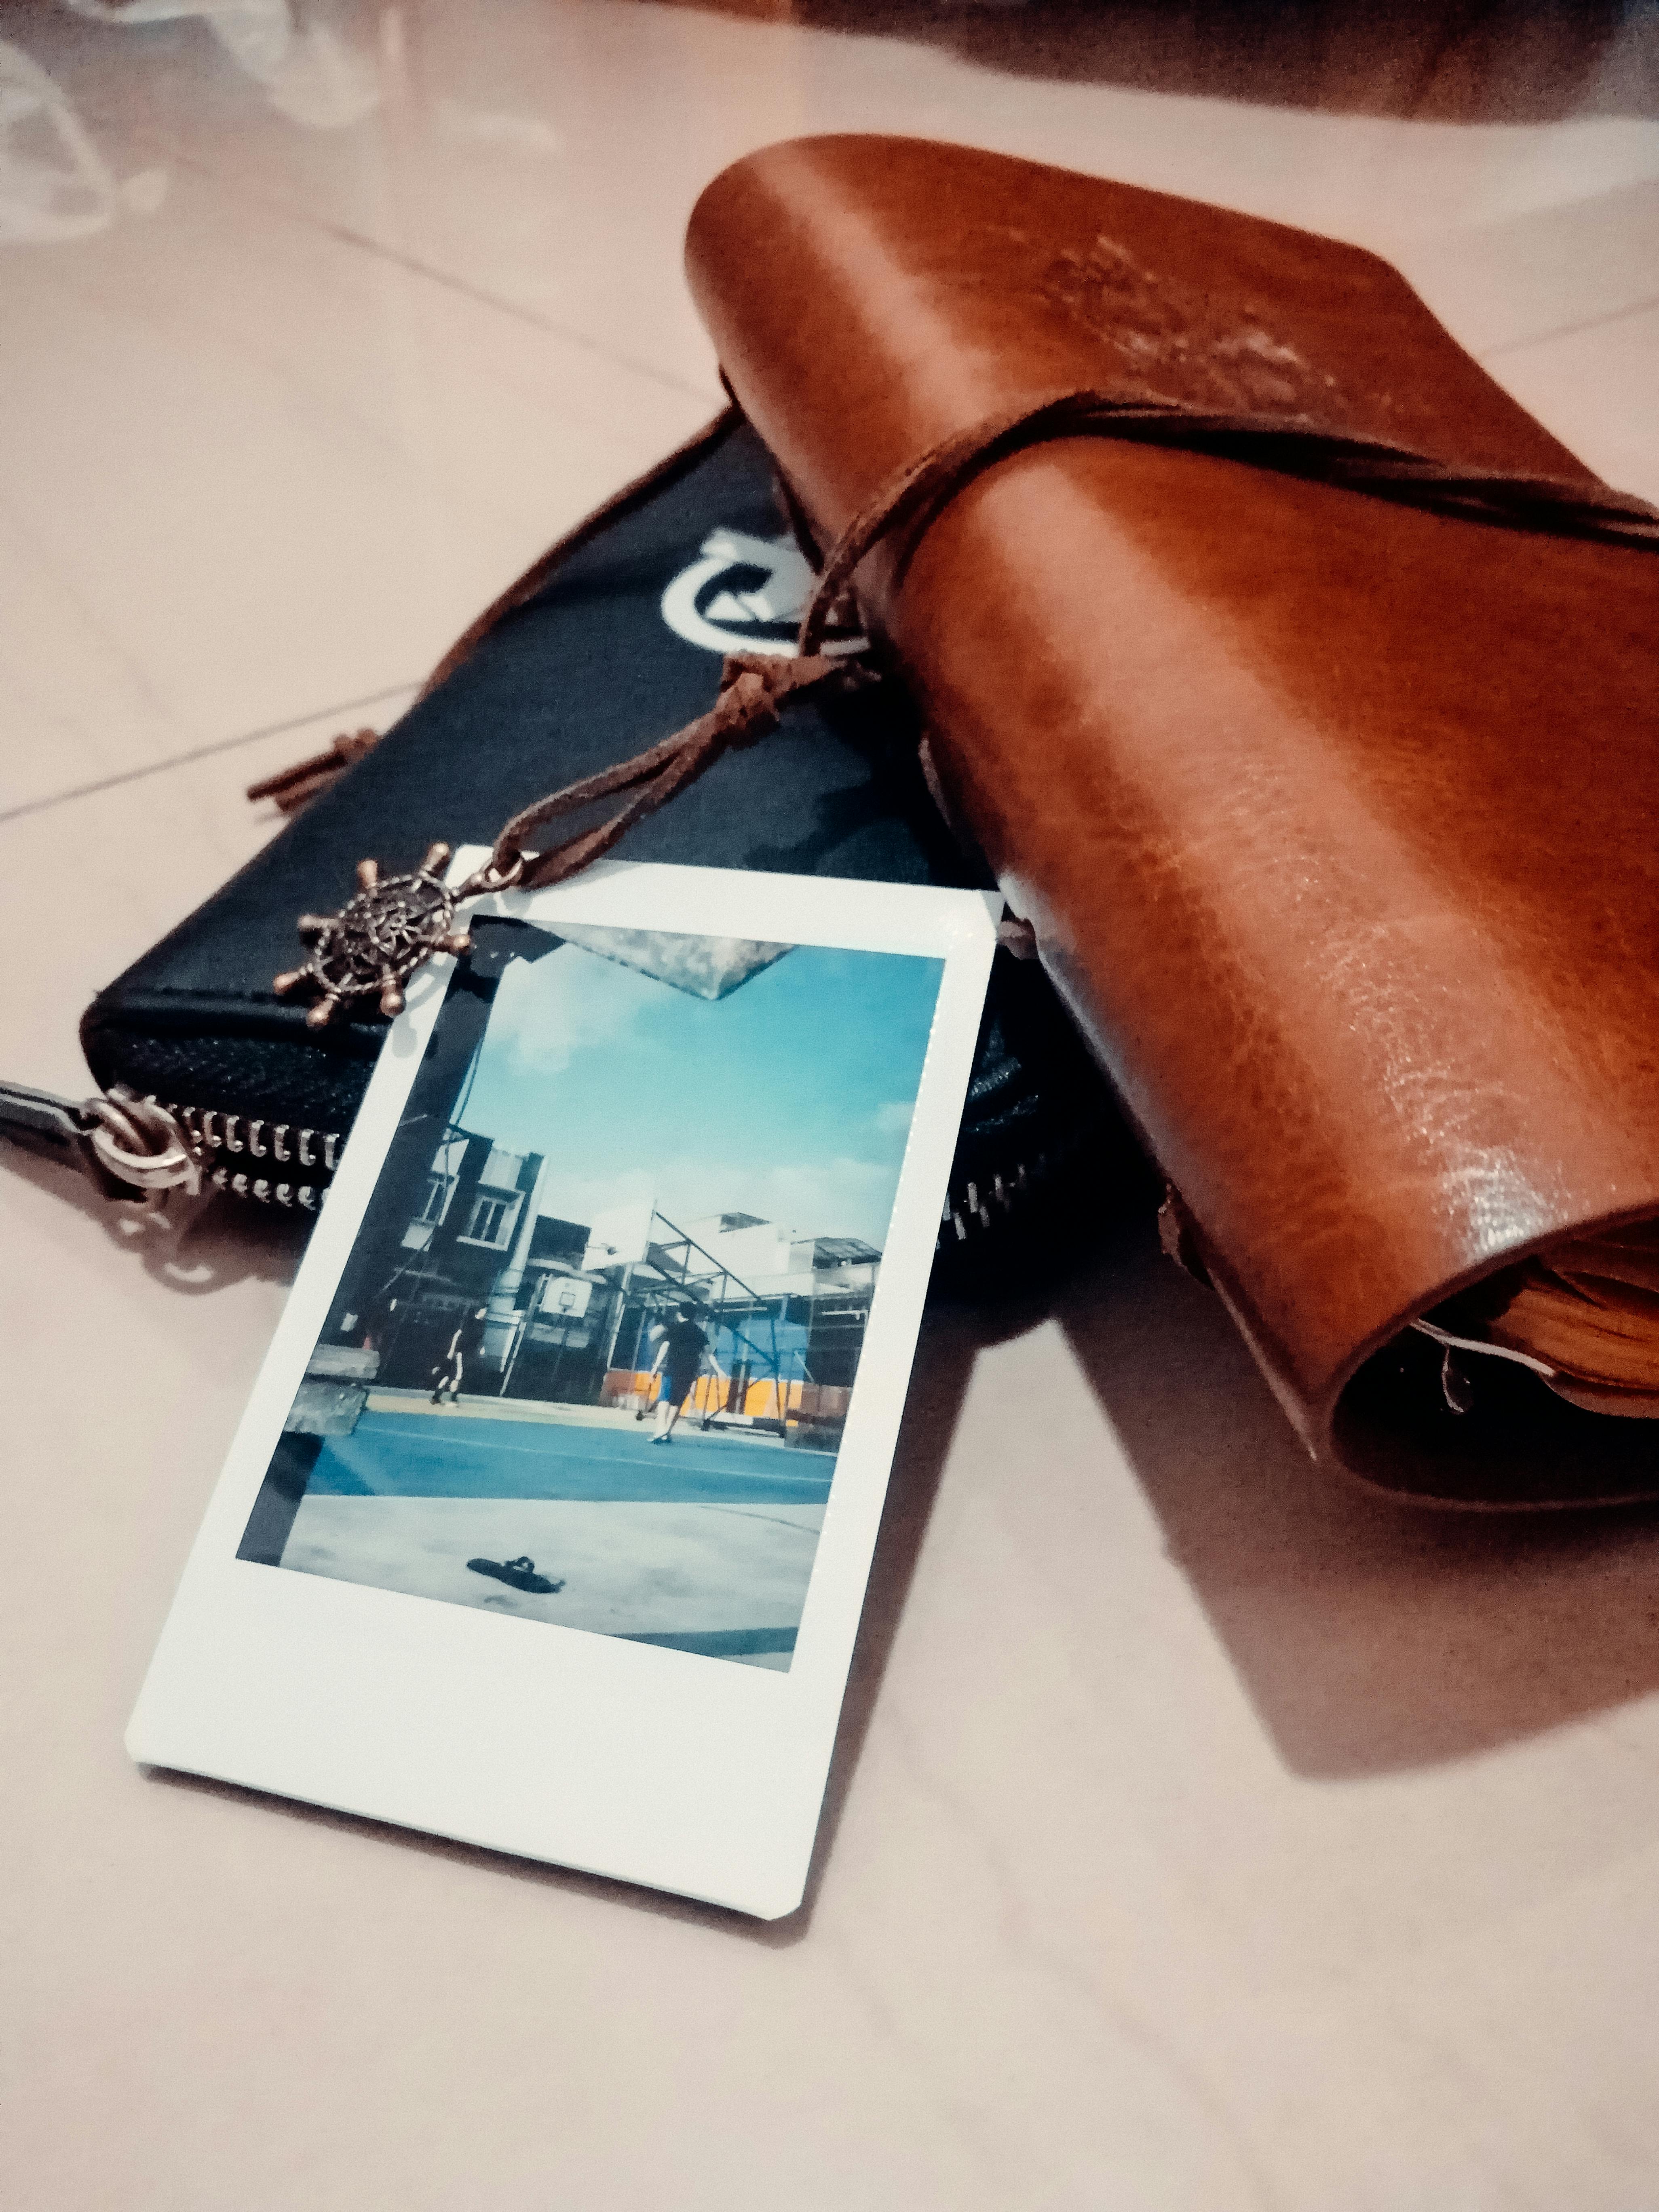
[0,684,418,827]
[130,115,1659,388]
[99,114,1659,388]
[308,214,724,408]
[1476,291,1659,362]
[81,114,726,413]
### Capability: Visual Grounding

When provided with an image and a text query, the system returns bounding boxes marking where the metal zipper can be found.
[7,1077,1071,1244]
[937,1124,1092,1254]
[940,1159,1034,1247]
[169,1095,1051,1238]
[160,1100,339,1209]
[17,1085,344,1211]
[172,1100,1054,1236]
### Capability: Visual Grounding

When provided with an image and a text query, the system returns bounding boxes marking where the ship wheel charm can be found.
[273,842,475,1027]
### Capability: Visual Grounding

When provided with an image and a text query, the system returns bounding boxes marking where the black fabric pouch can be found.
[80,414,1144,1272]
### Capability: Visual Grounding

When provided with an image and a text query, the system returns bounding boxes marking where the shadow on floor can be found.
[666,0,1658,125]
[1055,1216,1659,1779]
[2,1140,311,1296]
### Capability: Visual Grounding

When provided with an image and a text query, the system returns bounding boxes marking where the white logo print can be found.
[660,527,866,659]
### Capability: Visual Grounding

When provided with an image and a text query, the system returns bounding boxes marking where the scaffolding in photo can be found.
[599,1210,812,1434]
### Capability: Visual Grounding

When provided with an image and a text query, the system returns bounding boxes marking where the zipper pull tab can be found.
[0,1078,201,1219]
[82,1089,203,1212]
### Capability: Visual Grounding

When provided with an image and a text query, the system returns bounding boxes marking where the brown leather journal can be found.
[684,134,1659,1508]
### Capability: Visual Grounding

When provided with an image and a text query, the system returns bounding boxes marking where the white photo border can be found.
[127,857,998,1919]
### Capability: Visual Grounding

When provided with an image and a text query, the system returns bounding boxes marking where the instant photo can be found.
[129,862,996,1916]
[240,918,943,1670]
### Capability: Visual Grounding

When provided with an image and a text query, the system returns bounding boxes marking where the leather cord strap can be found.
[483,384,1659,886]
[488,650,845,890]
[253,385,1659,853]
[246,726,380,815]
[794,384,1659,653]
[248,405,747,817]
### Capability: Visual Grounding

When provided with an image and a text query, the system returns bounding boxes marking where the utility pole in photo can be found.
[498,1266,550,1400]
[488,1147,558,1390]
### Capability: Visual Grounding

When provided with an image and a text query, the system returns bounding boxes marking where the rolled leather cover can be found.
[685,135,1659,1505]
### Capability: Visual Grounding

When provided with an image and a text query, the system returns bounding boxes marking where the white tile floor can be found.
[5,4,1659,2206]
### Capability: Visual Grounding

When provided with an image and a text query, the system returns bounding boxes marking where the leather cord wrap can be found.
[490,651,844,889]
[795,384,1659,652]
[253,384,1659,847]
[494,382,1659,886]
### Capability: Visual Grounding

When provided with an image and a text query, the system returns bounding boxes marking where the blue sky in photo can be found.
[456,936,945,1249]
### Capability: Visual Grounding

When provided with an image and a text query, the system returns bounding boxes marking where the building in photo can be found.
[325,1125,884,1452]
[253,921,946,1665]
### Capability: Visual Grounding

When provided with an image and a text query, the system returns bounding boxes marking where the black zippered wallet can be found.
[72,414,1142,1265]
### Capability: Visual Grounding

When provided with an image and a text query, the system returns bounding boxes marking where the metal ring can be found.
[464,851,526,897]
[83,1095,201,1195]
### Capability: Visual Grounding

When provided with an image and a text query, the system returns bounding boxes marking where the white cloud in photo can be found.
[658,1152,901,1249]
[460,935,940,1253]
[483,938,654,1074]
[873,1099,918,1136]
[534,1151,902,1252]
[529,1162,656,1237]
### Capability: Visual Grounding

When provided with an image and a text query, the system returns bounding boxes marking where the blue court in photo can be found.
[245,921,945,1666]
[310,1408,835,1507]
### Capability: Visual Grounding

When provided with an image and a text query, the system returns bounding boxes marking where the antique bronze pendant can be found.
[273,843,478,1027]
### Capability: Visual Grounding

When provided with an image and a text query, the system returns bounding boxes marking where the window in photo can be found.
[239,920,946,1671]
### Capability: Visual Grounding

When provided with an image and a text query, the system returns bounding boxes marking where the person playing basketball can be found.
[431,1304,488,1406]
[647,1306,719,1442]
